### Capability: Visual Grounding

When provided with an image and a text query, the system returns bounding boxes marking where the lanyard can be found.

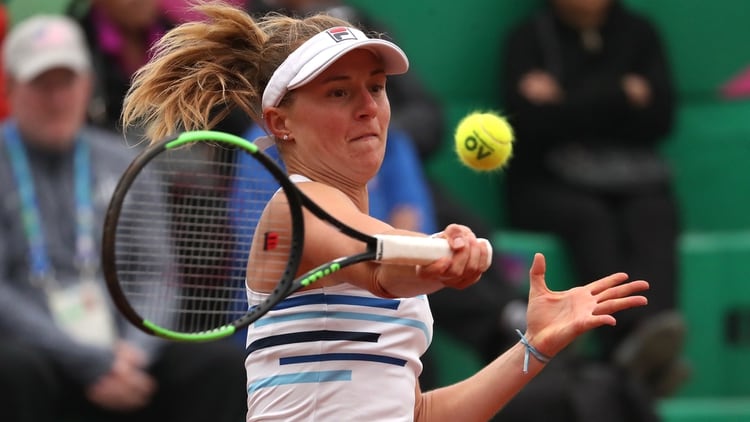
[3,121,95,282]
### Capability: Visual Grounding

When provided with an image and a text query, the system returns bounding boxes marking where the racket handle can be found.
[374,235,493,268]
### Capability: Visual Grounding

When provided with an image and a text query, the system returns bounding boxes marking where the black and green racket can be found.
[102,130,492,342]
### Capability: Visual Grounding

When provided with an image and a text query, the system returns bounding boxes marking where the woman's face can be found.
[281,49,391,185]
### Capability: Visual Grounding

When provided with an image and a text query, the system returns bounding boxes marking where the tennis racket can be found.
[102,130,493,342]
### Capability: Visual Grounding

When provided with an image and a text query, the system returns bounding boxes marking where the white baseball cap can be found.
[3,15,92,82]
[261,26,409,111]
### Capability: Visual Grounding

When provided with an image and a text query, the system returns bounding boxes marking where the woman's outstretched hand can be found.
[522,253,650,359]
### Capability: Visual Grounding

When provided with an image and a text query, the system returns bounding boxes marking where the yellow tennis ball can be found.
[454,112,514,171]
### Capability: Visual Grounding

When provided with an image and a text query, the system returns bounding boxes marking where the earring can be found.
[283,134,289,141]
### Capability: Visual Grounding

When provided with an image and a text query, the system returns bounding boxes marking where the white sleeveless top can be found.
[245,175,433,421]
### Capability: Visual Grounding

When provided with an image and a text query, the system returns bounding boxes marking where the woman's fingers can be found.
[528,253,548,292]
[595,295,649,317]
[591,277,649,317]
[588,272,631,295]
[596,280,650,303]
[425,235,487,290]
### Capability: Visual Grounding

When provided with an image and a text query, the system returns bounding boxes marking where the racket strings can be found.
[114,142,294,333]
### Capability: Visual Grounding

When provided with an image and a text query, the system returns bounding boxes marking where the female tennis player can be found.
[121,3,649,421]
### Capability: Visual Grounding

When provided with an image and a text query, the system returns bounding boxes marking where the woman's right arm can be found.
[298,182,491,298]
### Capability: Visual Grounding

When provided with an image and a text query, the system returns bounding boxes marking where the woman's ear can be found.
[263,107,288,139]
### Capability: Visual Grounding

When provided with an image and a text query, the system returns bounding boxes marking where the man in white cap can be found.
[0,15,246,422]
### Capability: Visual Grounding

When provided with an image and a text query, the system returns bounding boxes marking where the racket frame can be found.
[102,131,305,341]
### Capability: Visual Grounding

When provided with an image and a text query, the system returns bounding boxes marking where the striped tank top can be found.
[244,174,433,420]
[245,284,433,421]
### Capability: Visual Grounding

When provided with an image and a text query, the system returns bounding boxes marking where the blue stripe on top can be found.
[265,293,401,311]
[247,370,352,394]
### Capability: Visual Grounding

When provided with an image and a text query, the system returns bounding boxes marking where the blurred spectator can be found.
[0,15,246,422]
[501,0,687,398]
[67,0,174,133]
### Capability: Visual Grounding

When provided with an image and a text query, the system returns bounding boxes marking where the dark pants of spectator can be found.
[507,180,680,359]
[0,340,247,422]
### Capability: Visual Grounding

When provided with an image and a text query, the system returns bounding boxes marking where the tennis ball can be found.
[454,112,514,171]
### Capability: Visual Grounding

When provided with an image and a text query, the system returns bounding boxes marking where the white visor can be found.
[261,26,409,111]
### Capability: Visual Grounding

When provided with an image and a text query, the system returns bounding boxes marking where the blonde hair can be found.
[121,1,351,141]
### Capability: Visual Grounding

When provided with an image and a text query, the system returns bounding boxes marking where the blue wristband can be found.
[516,329,552,373]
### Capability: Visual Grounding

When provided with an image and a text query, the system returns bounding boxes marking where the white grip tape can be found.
[373,235,493,267]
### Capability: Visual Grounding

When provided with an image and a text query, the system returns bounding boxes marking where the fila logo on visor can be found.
[327,27,357,43]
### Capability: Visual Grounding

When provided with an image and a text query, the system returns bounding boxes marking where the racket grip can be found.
[374,235,493,268]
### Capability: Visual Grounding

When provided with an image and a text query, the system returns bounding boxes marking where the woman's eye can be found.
[330,89,348,98]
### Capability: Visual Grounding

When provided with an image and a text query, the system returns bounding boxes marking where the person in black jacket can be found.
[501,0,687,398]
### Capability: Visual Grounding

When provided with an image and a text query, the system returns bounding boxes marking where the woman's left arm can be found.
[414,253,649,421]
